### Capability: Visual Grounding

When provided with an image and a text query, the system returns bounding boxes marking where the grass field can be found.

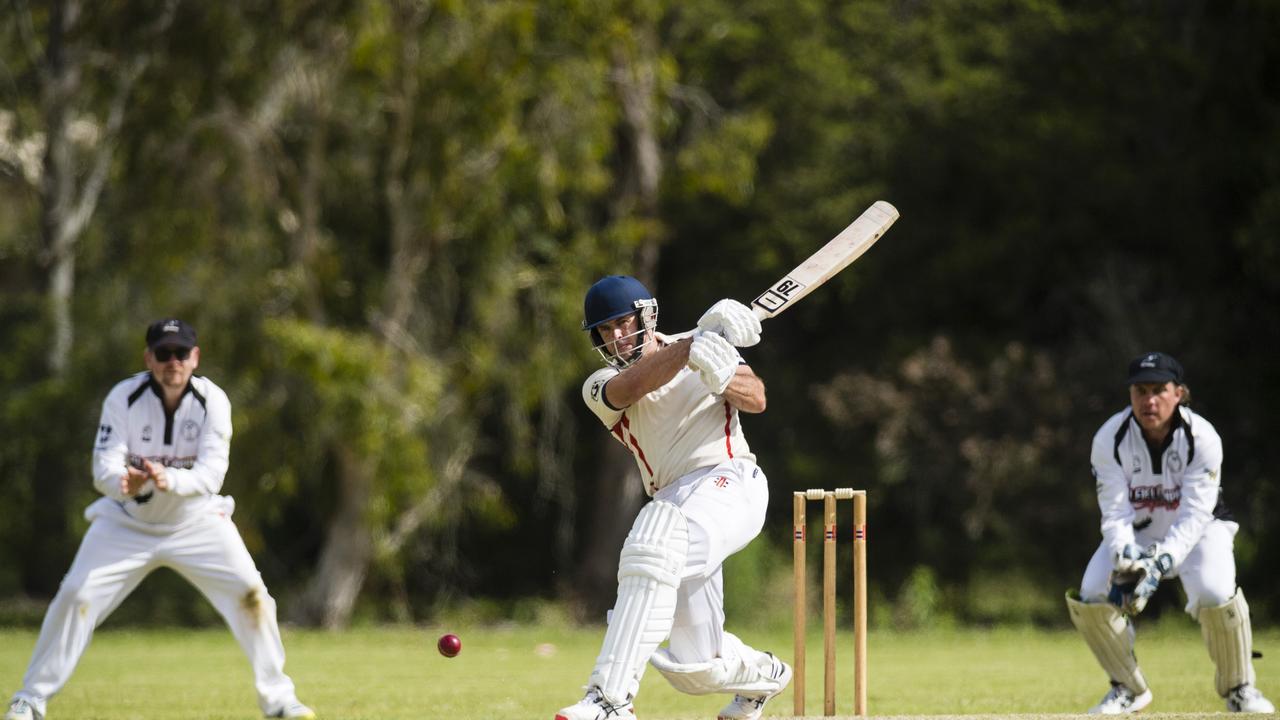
[1,621,1275,719]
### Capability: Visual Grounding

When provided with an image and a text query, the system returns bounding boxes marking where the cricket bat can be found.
[668,201,898,343]
[750,200,898,320]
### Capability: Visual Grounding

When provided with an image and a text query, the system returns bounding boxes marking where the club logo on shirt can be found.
[1166,450,1183,473]
[1131,454,1143,474]
[590,380,603,402]
[141,425,152,442]
[181,420,200,442]
[1130,484,1181,511]
[98,424,112,444]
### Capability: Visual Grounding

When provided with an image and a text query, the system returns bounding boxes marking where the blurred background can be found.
[1,0,1278,634]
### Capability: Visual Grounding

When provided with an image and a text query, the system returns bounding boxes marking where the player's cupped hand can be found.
[121,465,150,496]
[143,459,170,491]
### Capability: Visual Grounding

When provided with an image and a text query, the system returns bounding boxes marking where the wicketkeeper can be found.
[4,319,315,720]
[1066,351,1274,714]
[554,276,791,720]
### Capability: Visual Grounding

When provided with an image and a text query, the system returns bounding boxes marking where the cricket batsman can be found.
[554,275,791,720]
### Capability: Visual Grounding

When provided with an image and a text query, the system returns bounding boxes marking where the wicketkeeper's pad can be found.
[1066,591,1149,694]
[1199,589,1256,697]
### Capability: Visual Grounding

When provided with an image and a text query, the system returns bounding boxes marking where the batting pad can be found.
[1066,592,1149,694]
[649,644,786,696]
[1199,589,1256,696]
[589,500,689,704]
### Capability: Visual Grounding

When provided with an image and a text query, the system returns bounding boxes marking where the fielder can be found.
[1067,351,1274,714]
[554,276,791,720]
[4,319,315,720]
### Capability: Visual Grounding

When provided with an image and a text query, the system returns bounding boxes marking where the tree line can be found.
[2,0,1278,628]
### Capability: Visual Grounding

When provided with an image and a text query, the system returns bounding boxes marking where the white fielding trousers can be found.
[653,457,770,665]
[1079,518,1240,615]
[12,500,299,716]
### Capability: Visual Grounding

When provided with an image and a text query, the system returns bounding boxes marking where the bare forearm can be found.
[605,340,693,408]
[723,366,766,413]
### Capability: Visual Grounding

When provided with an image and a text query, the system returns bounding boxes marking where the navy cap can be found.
[1127,351,1183,385]
[146,318,197,350]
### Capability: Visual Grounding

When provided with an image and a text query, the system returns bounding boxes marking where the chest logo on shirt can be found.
[712,475,730,488]
[1130,484,1181,511]
[98,424,112,444]
[142,425,153,442]
[1131,454,1142,474]
[181,420,200,442]
[1166,450,1183,473]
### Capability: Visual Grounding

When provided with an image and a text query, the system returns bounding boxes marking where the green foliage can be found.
[3,0,1280,626]
[892,565,954,631]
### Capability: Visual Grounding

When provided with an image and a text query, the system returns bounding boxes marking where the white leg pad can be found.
[649,644,786,696]
[1066,592,1148,694]
[589,500,689,705]
[1199,588,1256,697]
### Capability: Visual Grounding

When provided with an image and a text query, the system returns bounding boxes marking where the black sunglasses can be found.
[153,346,191,362]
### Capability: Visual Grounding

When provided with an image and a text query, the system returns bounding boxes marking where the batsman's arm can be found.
[603,338,694,409]
[722,365,766,414]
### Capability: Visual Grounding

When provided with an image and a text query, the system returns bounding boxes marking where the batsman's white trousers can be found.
[653,457,769,665]
[12,498,299,716]
[1079,518,1240,616]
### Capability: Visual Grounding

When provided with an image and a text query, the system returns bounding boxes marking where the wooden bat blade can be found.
[751,200,899,320]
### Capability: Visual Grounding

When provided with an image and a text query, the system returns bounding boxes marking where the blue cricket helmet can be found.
[582,275,659,368]
[582,275,655,330]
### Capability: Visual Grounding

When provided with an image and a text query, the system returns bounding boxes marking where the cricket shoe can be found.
[554,687,636,720]
[266,700,316,718]
[717,653,793,720]
[1089,683,1153,714]
[3,699,42,720]
[1226,684,1275,713]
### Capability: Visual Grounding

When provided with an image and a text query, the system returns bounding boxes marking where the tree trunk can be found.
[40,0,77,377]
[574,31,666,615]
[294,444,373,628]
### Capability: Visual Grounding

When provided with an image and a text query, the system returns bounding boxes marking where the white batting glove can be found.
[688,332,739,394]
[697,299,761,348]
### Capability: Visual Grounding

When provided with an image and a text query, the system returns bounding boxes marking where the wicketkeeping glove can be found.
[1112,543,1146,574]
[1110,545,1173,616]
[687,332,739,395]
[697,299,762,348]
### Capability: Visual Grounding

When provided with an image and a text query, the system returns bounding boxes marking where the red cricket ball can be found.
[437,633,462,658]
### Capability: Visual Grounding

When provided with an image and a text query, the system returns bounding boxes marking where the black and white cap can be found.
[1127,351,1183,385]
[145,318,197,350]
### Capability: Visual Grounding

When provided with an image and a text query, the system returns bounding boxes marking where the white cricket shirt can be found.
[1090,405,1228,568]
[91,371,233,527]
[583,362,755,497]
